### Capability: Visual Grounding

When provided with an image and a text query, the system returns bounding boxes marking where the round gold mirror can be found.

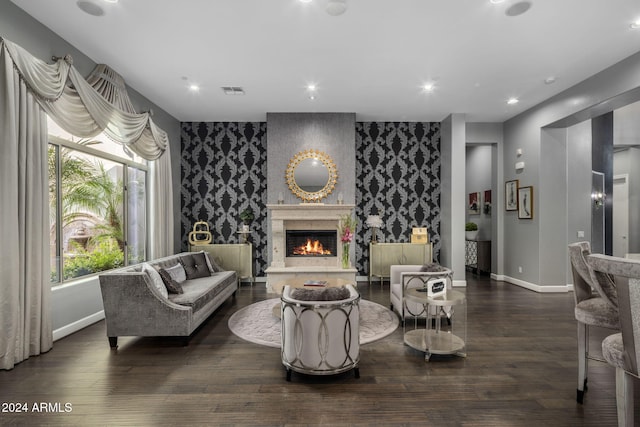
[285,149,338,203]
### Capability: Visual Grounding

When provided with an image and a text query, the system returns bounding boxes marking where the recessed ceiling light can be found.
[490,0,505,3]
[309,95,316,101]
[77,1,105,16]
[422,83,435,92]
[189,84,200,92]
[307,84,317,91]
[103,0,118,3]
[630,19,640,29]
[544,76,556,85]
[299,0,312,3]
[507,98,519,105]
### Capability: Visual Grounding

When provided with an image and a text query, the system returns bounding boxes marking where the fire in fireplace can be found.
[286,230,337,257]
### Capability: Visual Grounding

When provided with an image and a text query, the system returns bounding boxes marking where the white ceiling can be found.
[11,0,640,122]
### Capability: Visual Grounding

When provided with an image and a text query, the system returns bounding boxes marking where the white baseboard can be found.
[452,279,467,287]
[500,275,571,293]
[53,310,104,342]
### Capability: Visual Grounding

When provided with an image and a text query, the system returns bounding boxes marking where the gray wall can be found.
[566,120,593,283]
[266,113,356,205]
[440,114,466,284]
[0,1,181,337]
[503,48,640,289]
[614,102,640,253]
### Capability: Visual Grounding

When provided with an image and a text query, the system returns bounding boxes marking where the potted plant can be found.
[465,222,479,240]
[239,208,254,232]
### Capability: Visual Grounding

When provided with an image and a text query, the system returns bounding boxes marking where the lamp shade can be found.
[366,215,383,228]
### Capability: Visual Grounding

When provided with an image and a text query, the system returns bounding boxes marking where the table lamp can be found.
[366,215,383,243]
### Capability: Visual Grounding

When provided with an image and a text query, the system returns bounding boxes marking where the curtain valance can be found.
[1,37,167,160]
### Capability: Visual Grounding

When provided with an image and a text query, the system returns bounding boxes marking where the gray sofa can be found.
[98,252,238,348]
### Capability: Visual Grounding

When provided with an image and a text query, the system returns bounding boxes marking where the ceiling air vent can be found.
[221,86,245,95]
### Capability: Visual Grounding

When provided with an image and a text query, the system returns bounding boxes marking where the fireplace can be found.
[286,230,337,257]
[265,204,356,290]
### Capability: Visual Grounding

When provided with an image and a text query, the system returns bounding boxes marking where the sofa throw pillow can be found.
[290,286,351,301]
[165,263,187,283]
[180,253,211,279]
[158,266,184,294]
[201,251,224,273]
[142,263,168,299]
[420,262,448,273]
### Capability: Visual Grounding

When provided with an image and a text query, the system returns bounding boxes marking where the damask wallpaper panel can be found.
[181,122,268,276]
[355,122,441,275]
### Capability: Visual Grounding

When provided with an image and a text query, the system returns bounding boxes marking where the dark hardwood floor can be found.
[0,274,636,426]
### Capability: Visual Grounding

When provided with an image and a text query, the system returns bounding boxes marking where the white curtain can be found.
[150,144,174,258]
[0,37,174,369]
[0,42,53,370]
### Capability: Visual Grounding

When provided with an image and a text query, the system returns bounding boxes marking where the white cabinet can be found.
[369,243,432,284]
[190,243,254,285]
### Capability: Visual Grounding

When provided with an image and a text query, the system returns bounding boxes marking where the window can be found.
[48,117,147,284]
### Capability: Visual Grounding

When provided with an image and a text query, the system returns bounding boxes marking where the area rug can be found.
[228,298,399,348]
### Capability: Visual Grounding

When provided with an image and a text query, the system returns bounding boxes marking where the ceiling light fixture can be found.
[76,1,105,16]
[507,97,519,105]
[307,84,317,91]
[103,0,118,3]
[326,0,347,16]
[630,19,640,29]
[299,0,312,2]
[189,84,200,92]
[490,0,505,4]
[505,1,532,17]
[422,83,435,92]
[544,76,556,85]
[221,86,245,95]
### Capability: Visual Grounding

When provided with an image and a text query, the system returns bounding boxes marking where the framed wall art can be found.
[505,179,519,211]
[483,190,492,215]
[468,192,480,215]
[518,186,533,219]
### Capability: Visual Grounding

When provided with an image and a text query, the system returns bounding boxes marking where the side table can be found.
[403,288,467,361]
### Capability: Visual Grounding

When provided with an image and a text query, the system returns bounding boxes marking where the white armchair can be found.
[281,284,360,381]
[390,264,453,322]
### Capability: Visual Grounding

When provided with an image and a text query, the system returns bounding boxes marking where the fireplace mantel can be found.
[265,204,357,290]
[267,203,356,218]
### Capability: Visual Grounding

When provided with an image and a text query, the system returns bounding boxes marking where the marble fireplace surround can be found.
[265,204,357,290]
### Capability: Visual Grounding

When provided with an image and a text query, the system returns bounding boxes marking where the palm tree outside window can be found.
[47,117,147,284]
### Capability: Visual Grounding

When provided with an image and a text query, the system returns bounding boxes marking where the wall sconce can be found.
[366,215,384,244]
[591,191,605,208]
[278,192,284,204]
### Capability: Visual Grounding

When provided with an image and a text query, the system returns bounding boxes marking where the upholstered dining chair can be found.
[587,254,640,427]
[568,242,619,404]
